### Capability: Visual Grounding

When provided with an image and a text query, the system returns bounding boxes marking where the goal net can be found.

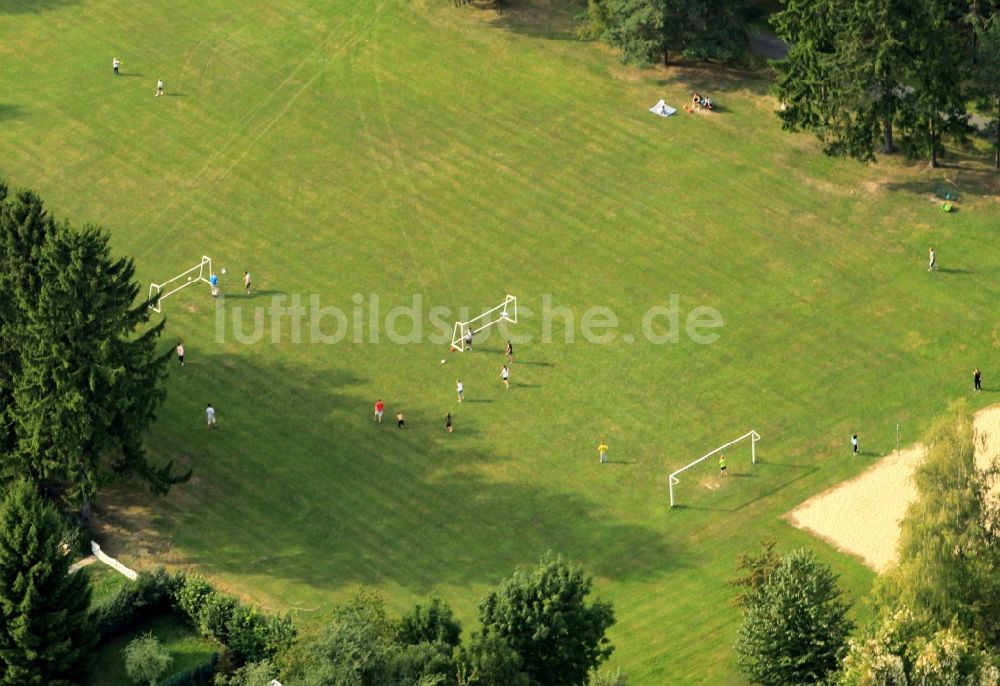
[148,256,213,313]
[669,430,759,508]
[451,294,517,352]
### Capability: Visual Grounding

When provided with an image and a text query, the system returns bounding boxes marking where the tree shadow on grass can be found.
[94,353,685,606]
[881,156,1000,200]
[481,0,583,42]
[0,103,23,121]
[673,462,813,513]
[0,0,80,13]
[655,62,774,100]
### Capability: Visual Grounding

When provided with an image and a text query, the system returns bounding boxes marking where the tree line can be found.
[733,400,1000,685]
[576,0,1000,168]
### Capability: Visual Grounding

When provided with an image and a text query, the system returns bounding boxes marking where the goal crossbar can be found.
[669,430,759,508]
[451,294,517,352]
[148,256,212,313]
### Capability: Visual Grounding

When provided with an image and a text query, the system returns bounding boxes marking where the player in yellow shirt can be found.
[597,440,609,464]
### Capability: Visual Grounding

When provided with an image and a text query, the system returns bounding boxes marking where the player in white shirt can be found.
[206,404,217,429]
[456,380,464,403]
[113,57,120,75]
[155,79,164,97]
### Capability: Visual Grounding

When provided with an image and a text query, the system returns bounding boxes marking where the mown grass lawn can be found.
[2,0,998,682]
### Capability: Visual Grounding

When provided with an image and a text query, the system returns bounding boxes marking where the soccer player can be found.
[155,78,164,97]
[206,404,217,429]
[928,247,937,271]
[243,271,252,295]
[852,434,859,455]
[210,272,219,297]
[374,399,385,423]
[719,454,727,476]
[113,57,120,75]
[176,342,185,367]
[446,413,453,433]
[597,440,609,464]
[456,380,464,403]
[396,411,405,429]
[974,368,982,392]
[501,364,510,390]
[505,340,513,364]
[464,329,473,350]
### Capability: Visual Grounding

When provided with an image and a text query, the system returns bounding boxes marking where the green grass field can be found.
[2,0,999,682]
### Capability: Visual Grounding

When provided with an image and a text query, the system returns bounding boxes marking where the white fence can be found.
[90,540,138,580]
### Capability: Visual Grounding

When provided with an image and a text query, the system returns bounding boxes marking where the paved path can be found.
[750,28,788,60]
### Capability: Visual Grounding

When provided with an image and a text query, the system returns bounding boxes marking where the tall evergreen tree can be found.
[0,189,59,462]
[597,0,748,66]
[8,222,188,513]
[970,15,1000,168]
[0,479,96,684]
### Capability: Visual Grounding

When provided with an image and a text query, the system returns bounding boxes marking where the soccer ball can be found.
[221,268,227,274]
[441,359,446,364]
[187,276,192,281]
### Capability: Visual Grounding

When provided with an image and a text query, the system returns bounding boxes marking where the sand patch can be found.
[786,405,1000,572]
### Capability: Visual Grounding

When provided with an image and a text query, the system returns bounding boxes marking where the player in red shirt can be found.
[373,399,385,423]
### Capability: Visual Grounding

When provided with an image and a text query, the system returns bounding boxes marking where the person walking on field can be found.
[155,78,164,97]
[928,247,937,271]
[113,57,120,75]
[176,342,185,367]
[505,340,513,364]
[243,271,252,295]
[373,399,385,423]
[206,404,217,429]
[456,380,464,403]
[719,454,728,476]
[975,368,982,392]
[598,440,609,464]
[501,364,510,390]
[446,413,453,433]
[210,272,219,297]
[396,411,405,429]
[852,434,859,455]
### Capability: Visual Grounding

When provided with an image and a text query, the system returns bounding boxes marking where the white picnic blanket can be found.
[649,99,676,117]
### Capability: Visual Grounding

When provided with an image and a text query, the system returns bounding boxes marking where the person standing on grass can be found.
[505,340,513,364]
[113,57,120,75]
[374,399,385,423]
[928,247,937,271]
[210,272,219,297]
[155,78,164,97]
[243,271,252,295]
[852,434,859,455]
[598,440,609,464]
[501,364,510,390]
[396,411,405,429]
[206,404,217,429]
[975,368,982,392]
[176,342,185,367]
[719,454,728,476]
[446,413,453,433]
[464,329,473,350]
[456,380,464,403]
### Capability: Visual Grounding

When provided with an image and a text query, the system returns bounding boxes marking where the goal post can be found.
[669,430,759,508]
[451,294,517,352]
[148,256,213,313]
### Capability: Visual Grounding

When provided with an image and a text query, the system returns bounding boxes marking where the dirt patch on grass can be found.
[786,405,1000,572]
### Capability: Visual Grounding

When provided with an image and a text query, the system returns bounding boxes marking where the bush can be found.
[94,568,176,641]
[123,633,172,685]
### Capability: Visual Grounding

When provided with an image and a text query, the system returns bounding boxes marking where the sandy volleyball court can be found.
[786,405,1000,572]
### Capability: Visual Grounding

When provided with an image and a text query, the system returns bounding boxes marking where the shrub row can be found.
[159,653,219,686]
[93,568,295,676]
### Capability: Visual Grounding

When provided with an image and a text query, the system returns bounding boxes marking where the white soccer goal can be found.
[148,256,213,313]
[669,430,759,508]
[451,294,518,352]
